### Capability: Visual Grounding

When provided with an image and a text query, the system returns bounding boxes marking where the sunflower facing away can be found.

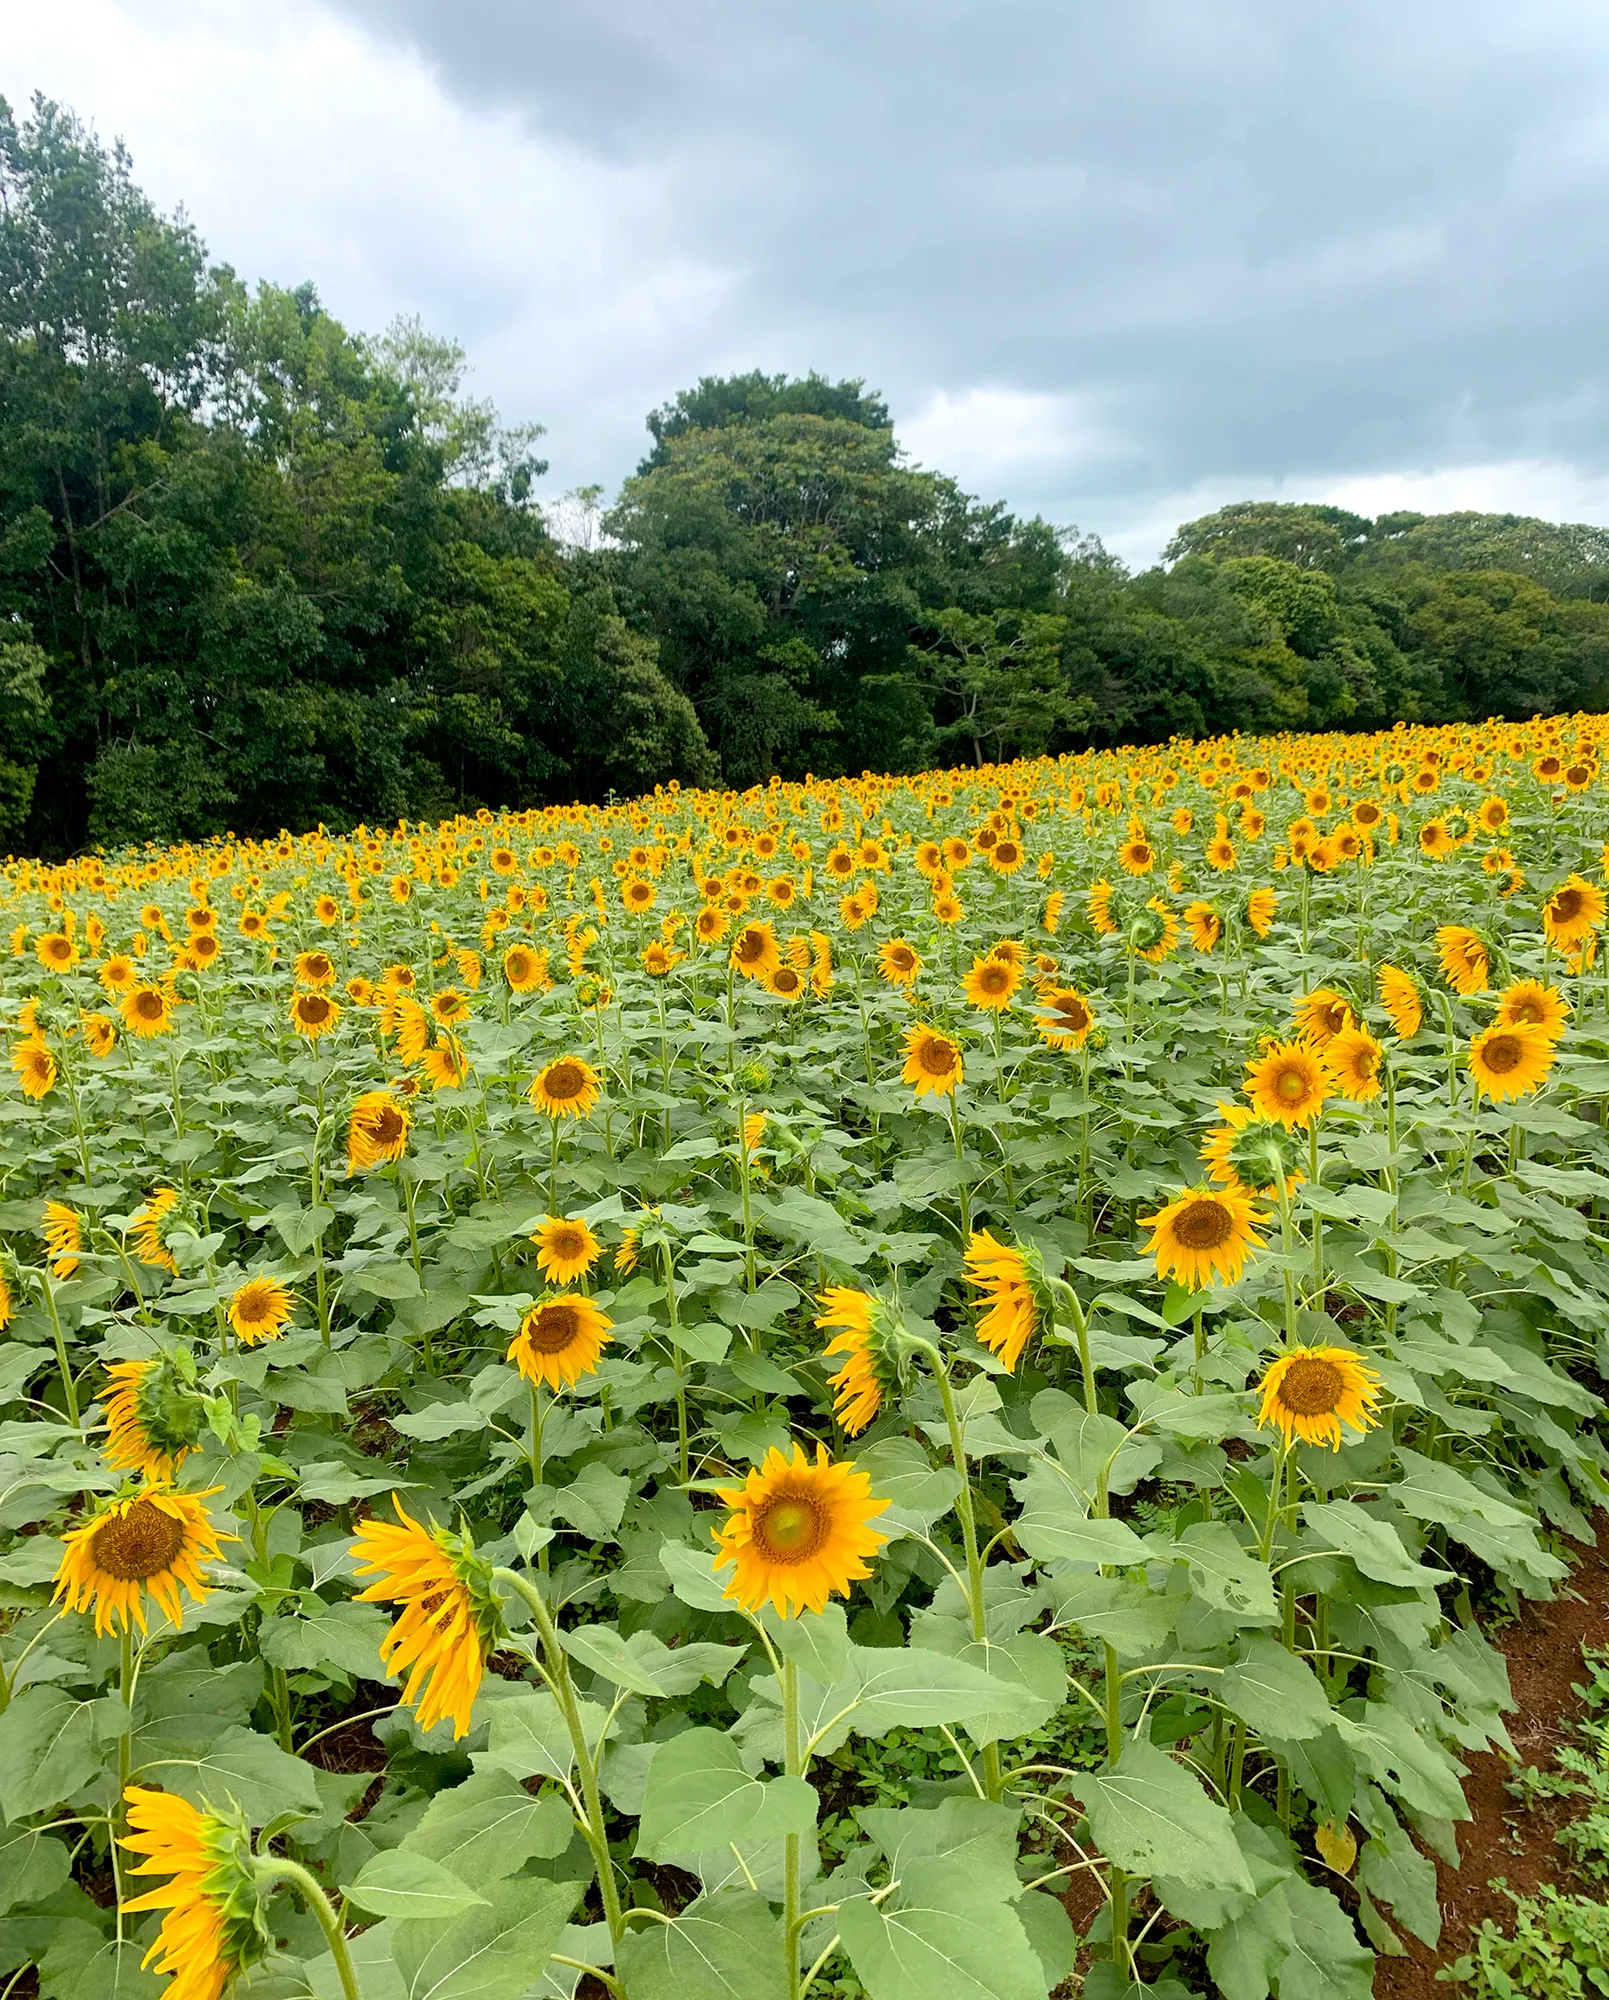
[1256,1345,1384,1450]
[1468,1020,1558,1102]
[1199,1102,1303,1199]
[55,1486,232,1635]
[712,1443,889,1618]
[964,1229,1040,1371]
[103,1357,204,1481]
[1244,1039,1330,1128]
[1140,1184,1268,1290]
[816,1286,894,1435]
[353,1501,500,1738]
[228,1276,293,1345]
[346,1088,411,1173]
[529,1055,601,1119]
[1495,979,1570,1039]
[1292,988,1354,1043]
[901,1023,963,1099]
[1377,963,1424,1039]
[119,1787,262,2000]
[507,1294,613,1390]
[531,1214,602,1285]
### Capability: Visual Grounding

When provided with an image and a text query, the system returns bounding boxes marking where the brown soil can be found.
[1375,1523,1609,2000]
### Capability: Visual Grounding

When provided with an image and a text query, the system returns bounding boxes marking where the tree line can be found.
[5,93,1609,855]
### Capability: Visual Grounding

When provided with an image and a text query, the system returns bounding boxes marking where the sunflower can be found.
[1035,986,1095,1049]
[1042,890,1066,935]
[1243,887,1277,938]
[1543,874,1605,951]
[1328,1026,1385,1101]
[1118,836,1155,876]
[878,938,922,985]
[695,906,729,945]
[430,988,470,1026]
[228,1276,293,1345]
[346,1088,411,1172]
[614,1227,639,1275]
[1087,881,1118,935]
[43,1199,82,1279]
[931,892,963,925]
[1131,898,1181,963]
[421,1038,469,1091]
[767,962,806,1002]
[731,921,781,980]
[817,1287,892,1435]
[12,1036,55,1100]
[1244,1039,1330,1128]
[1435,925,1489,996]
[1199,1101,1303,1198]
[1468,1020,1558,1102]
[507,1294,613,1390]
[642,941,681,976]
[55,1486,232,1635]
[131,1188,182,1273]
[121,984,175,1037]
[1140,1184,1267,1290]
[99,954,137,995]
[529,1055,601,1119]
[502,943,543,992]
[119,1787,261,2000]
[531,1214,602,1285]
[1292,988,1353,1043]
[1377,963,1423,1039]
[353,1502,500,1738]
[1256,1345,1384,1451]
[712,1443,888,1618]
[103,1357,204,1481]
[290,991,341,1039]
[989,836,1025,874]
[901,1024,963,1098]
[1495,979,1570,1039]
[1417,819,1454,859]
[964,1230,1039,1371]
[963,954,1020,1011]
[1184,901,1222,952]
[294,949,336,989]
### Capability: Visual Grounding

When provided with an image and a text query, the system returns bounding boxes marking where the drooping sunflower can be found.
[103,1357,204,1481]
[1244,1039,1330,1128]
[55,1486,232,1635]
[1243,887,1277,938]
[712,1443,889,1619]
[1328,1026,1385,1101]
[1495,979,1570,1039]
[12,1036,55,1101]
[817,1286,894,1436]
[420,1038,469,1091]
[731,921,782,981]
[529,1055,601,1119]
[346,1088,411,1173]
[964,1230,1039,1371]
[1087,881,1118,935]
[507,1294,613,1390]
[531,1215,602,1286]
[353,1502,500,1738]
[1434,925,1490,996]
[614,1227,639,1275]
[43,1199,82,1279]
[1140,1184,1268,1290]
[1256,1345,1384,1451]
[1468,1020,1558,1102]
[82,1010,117,1060]
[228,1276,294,1346]
[900,1023,963,1099]
[878,938,922,985]
[1543,874,1606,952]
[119,1787,261,2000]
[1377,963,1423,1039]
[1291,988,1354,1043]
[289,991,341,1039]
[131,1188,182,1273]
[1199,1101,1303,1198]
[963,954,1020,1011]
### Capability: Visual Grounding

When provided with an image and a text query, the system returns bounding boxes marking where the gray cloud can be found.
[320,1,1609,546]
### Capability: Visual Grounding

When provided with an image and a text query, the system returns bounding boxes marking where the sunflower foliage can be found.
[0,723,1607,2000]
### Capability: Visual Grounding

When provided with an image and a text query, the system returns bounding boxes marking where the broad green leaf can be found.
[0,1686,103,1821]
[1071,1738,1252,1894]
[346,1259,424,1300]
[346,1850,489,1920]
[615,1889,788,2000]
[1358,1806,1441,1948]
[659,1539,735,1613]
[392,1874,581,2000]
[1335,1703,1468,1821]
[1133,1386,1247,1441]
[766,1602,849,1685]
[1160,1521,1278,1624]
[848,1436,961,1537]
[1047,1572,1175,1657]
[550,1463,630,1540]
[0,1823,70,1914]
[560,1623,673,1696]
[1222,1637,1335,1742]
[857,1798,1022,1907]
[404,1769,574,1881]
[36,1927,162,2000]
[1011,1463,1148,1568]
[1301,1500,1449,1589]
[391,1401,491,1441]
[636,1728,817,1858]
[791,1645,1020,1754]
[474,1689,612,1784]
[1016,1888,1078,1990]
[137,1724,322,1822]
[259,1599,391,1679]
[1392,1448,1565,1587]
[838,1855,1045,2000]
[1264,1875,1374,2000]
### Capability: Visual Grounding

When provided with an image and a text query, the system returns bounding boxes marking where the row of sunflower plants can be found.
[0,715,1605,2000]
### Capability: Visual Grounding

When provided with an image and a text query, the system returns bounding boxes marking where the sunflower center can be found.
[1275,1066,1309,1102]
[236,1285,274,1326]
[754,1493,828,1564]
[525,1302,582,1353]
[1174,1199,1234,1250]
[917,1036,956,1077]
[90,1499,187,1580]
[1482,1033,1524,1075]
[549,1229,585,1259]
[980,965,1009,992]
[1054,996,1090,1030]
[737,932,766,964]
[1508,999,1543,1024]
[133,991,164,1021]
[774,968,800,992]
[1554,889,1584,921]
[890,947,914,971]
[299,997,331,1024]
[1276,1357,1345,1416]
[545,1062,584,1100]
[371,1107,404,1143]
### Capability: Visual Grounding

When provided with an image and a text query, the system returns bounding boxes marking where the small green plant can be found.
[1446,1884,1609,2000]
[1510,1650,1609,1882]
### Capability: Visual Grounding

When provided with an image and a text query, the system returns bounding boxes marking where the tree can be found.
[1164,502,1372,572]
[910,606,1085,764]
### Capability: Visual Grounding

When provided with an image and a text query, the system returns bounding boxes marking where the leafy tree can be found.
[1164,502,1373,572]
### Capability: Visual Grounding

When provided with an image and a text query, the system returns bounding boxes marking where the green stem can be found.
[253,1858,362,2000]
[783,1656,804,2000]
[39,1276,80,1426]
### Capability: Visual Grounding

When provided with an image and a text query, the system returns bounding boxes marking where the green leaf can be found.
[615,1889,788,2000]
[1391,1448,1565,1587]
[1016,1888,1078,1991]
[792,1645,1021,1753]
[1222,1637,1335,1743]
[346,1260,424,1300]
[765,1603,849,1686]
[0,1824,70,1914]
[259,1599,391,1679]
[659,1539,735,1613]
[1301,1500,1449,1589]
[404,1769,574,1881]
[550,1464,630,1540]
[1011,1464,1148,1568]
[346,1850,490,1920]
[1263,1875,1374,2000]
[1358,1805,1441,1948]
[37,1927,161,2000]
[838,1856,1046,2000]
[849,1436,961,1538]
[857,1797,1022,1907]
[392,1875,581,2000]
[391,1401,492,1441]
[1047,1573,1175,1658]
[0,1686,102,1820]
[1135,1387,1247,1441]
[1158,1522,1278,1625]
[1336,1703,1469,1822]
[636,1729,818,1859]
[1070,1737,1253,1894]
[560,1623,674,1696]
[137,1724,323,1821]
[475,1689,612,1784]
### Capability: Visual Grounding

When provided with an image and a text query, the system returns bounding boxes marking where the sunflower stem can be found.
[1104,1638,1130,1972]
[782,1654,804,2000]
[253,1858,363,2000]
[39,1273,79,1427]
[527,1384,550,1573]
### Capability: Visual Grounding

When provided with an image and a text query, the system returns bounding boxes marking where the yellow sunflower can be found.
[1199,1101,1303,1199]
[1184,901,1222,952]
[289,991,341,1039]
[1468,1020,1558,1102]
[901,1023,963,1099]
[35,931,77,971]
[1543,874,1606,951]
[1244,887,1277,938]
[55,1486,232,1635]
[346,1088,411,1173]
[1435,925,1489,996]
[503,942,547,992]
[712,1443,889,1619]
[228,1276,293,1345]
[531,1215,602,1285]
[816,1287,888,1436]
[102,1357,202,1481]
[964,1230,1039,1371]
[12,1036,55,1100]
[1377,963,1423,1039]
[119,1787,260,2000]
[131,1188,182,1273]
[293,949,336,989]
[1244,1039,1330,1128]
[1256,1345,1384,1451]
[1328,1026,1385,1101]
[1139,1184,1268,1290]
[767,962,807,1002]
[1292,988,1354,1043]
[963,955,1020,1011]
[353,1502,500,1739]
[43,1199,82,1279]
[507,1294,613,1390]
[1035,985,1096,1049]
[1495,979,1569,1039]
[731,921,782,980]
[1087,881,1118,935]
[529,1055,601,1119]
[420,1038,469,1091]
[878,938,923,985]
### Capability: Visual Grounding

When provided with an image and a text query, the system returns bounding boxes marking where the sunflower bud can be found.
[736,1056,773,1092]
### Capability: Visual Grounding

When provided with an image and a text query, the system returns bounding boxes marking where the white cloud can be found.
[899,385,1114,487]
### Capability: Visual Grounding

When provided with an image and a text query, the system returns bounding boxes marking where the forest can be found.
[6,92,1609,855]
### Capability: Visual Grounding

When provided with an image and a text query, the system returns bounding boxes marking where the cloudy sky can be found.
[8,0,1609,564]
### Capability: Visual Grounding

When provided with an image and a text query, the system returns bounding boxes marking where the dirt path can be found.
[1375,1524,1609,2000]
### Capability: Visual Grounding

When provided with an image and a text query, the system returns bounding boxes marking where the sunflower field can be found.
[1,716,1608,2000]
